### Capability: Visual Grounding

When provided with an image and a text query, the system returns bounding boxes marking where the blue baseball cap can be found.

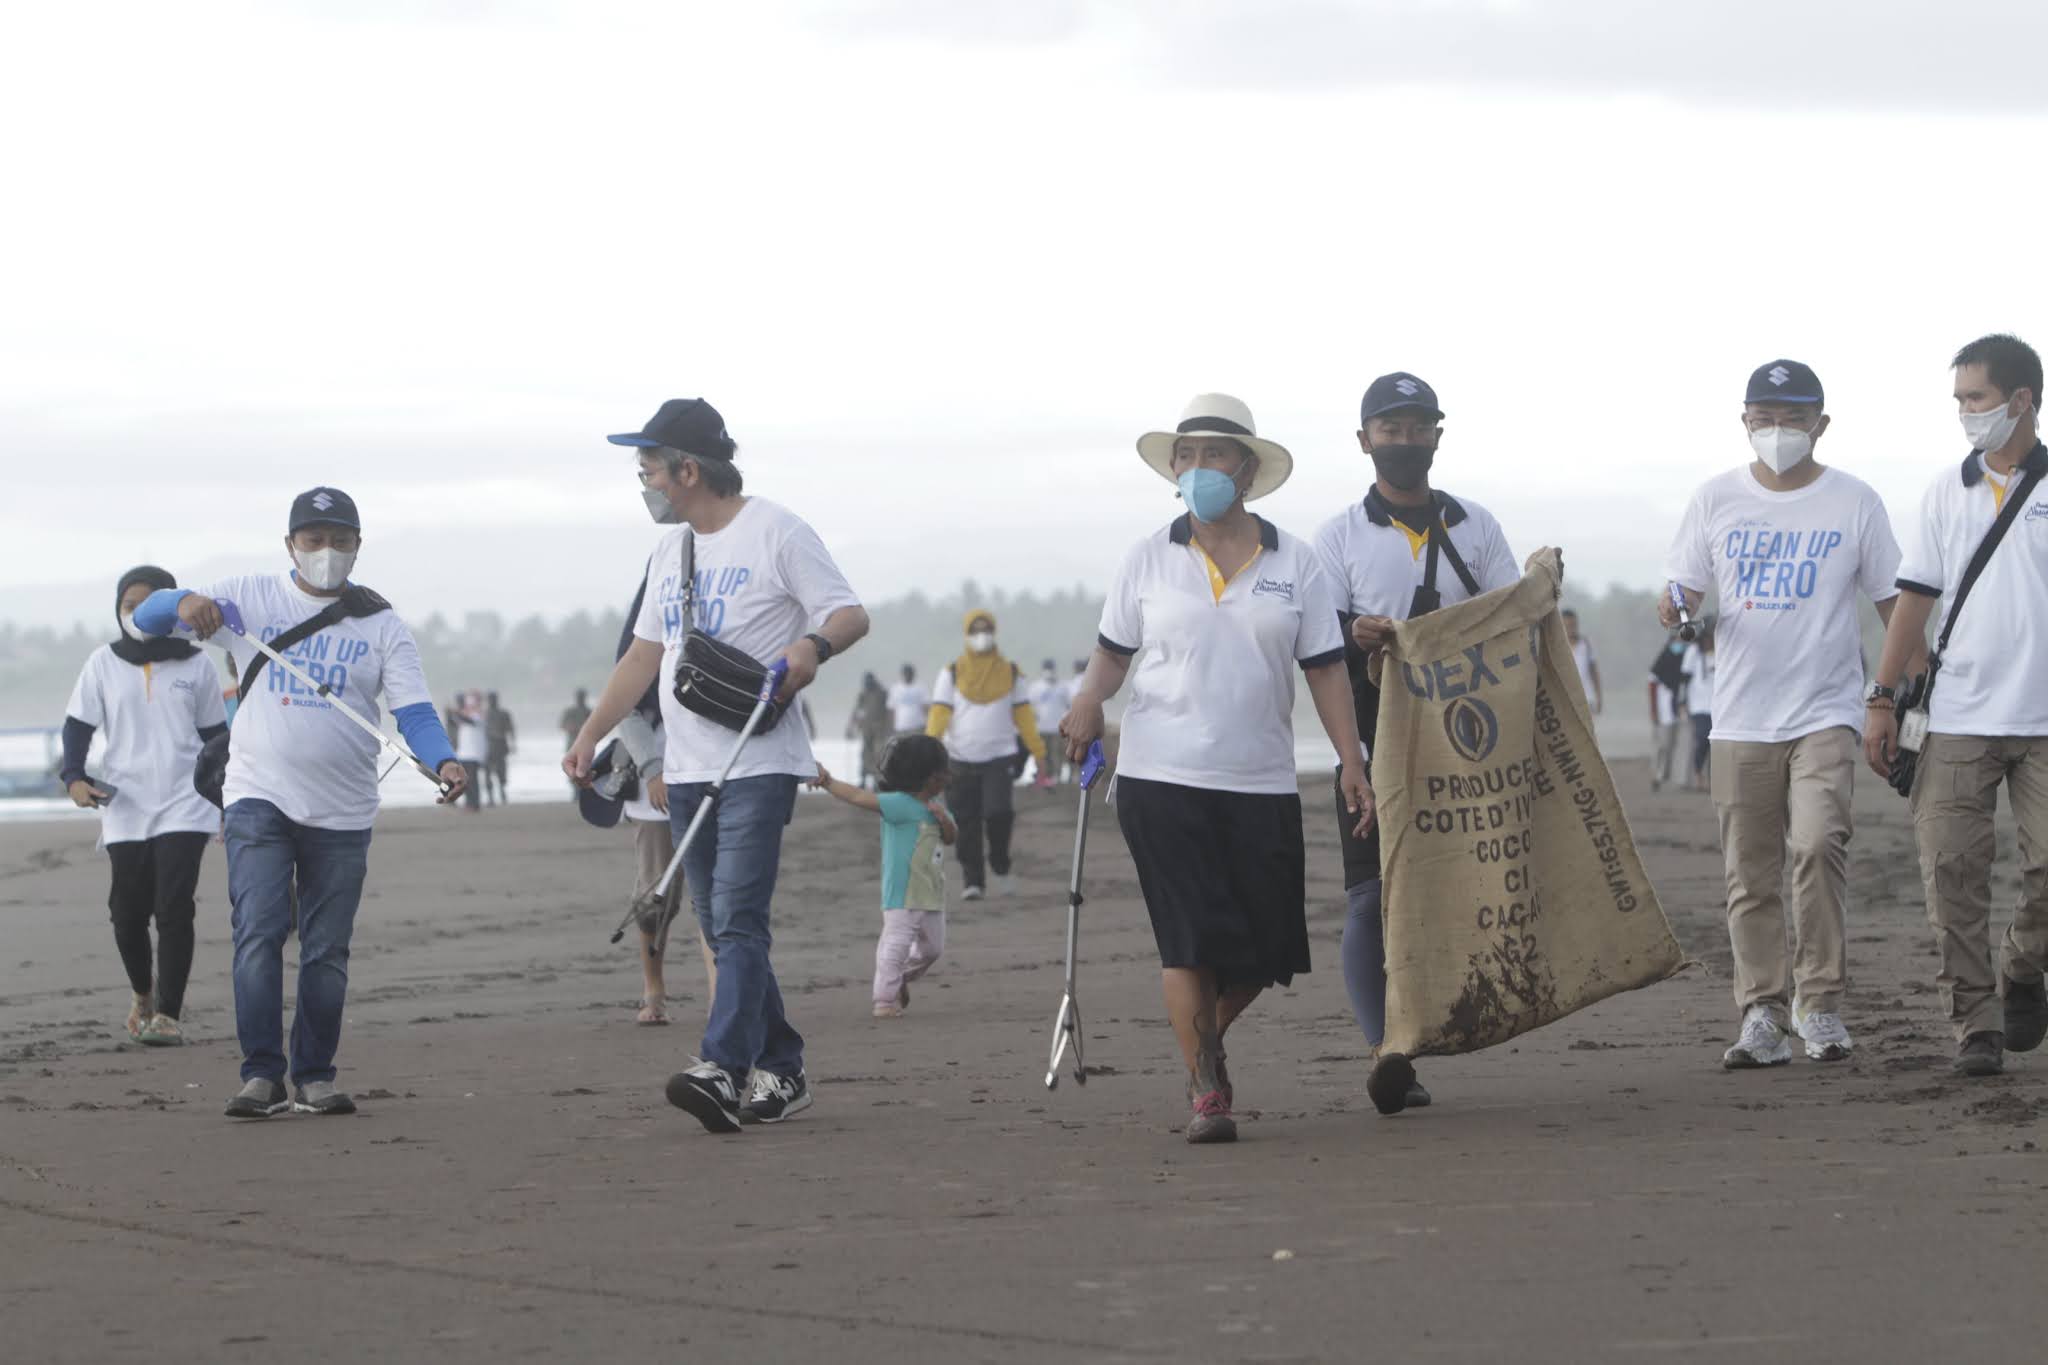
[288,486,360,532]
[1361,372,1444,424]
[607,398,735,460]
[1745,359,1824,406]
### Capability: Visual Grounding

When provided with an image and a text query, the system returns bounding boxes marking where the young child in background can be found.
[811,735,956,1018]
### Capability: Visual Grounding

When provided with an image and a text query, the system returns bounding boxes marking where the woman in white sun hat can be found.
[1062,393,1374,1145]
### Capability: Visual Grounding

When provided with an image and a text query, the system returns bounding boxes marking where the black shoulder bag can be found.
[669,528,788,734]
[193,586,391,807]
[1889,463,2045,797]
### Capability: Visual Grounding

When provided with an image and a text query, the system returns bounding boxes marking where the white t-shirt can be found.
[1570,637,1599,702]
[1665,465,1901,744]
[1027,673,1068,729]
[1680,645,1714,716]
[1100,515,1345,794]
[454,714,489,763]
[65,646,226,845]
[932,662,1031,764]
[202,572,438,830]
[885,680,929,731]
[1898,450,2048,735]
[633,499,862,783]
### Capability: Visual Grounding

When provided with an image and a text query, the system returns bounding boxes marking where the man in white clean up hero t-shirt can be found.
[567,398,869,1134]
[134,487,466,1120]
[1662,359,1906,1072]
[1867,333,2048,1079]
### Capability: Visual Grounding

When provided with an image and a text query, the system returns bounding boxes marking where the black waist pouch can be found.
[674,630,786,734]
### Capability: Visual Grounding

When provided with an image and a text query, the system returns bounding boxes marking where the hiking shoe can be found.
[1956,1031,2006,1077]
[293,1080,357,1115]
[740,1069,812,1125]
[1723,1006,1794,1069]
[2003,976,2048,1053]
[665,1061,745,1133]
[960,885,985,902]
[224,1077,290,1120]
[1795,1009,1854,1062]
[1367,1053,1417,1115]
[1186,1089,1236,1144]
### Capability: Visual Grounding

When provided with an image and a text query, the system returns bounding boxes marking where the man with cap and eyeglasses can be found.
[132,487,467,1119]
[567,398,869,1133]
[1660,359,1908,1071]
[1312,371,1522,1116]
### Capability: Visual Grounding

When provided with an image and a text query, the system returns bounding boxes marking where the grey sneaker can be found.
[2003,977,2047,1053]
[224,1077,290,1119]
[292,1080,357,1115]
[1186,1089,1236,1144]
[1723,1005,1795,1069]
[993,873,1018,896]
[1794,1008,1854,1062]
[1956,1031,2005,1077]
[740,1069,812,1125]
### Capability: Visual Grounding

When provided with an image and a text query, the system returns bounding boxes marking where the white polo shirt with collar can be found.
[1097,514,1345,795]
[1312,488,1521,623]
[1898,443,2048,737]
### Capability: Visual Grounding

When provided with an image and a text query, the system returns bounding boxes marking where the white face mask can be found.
[1961,399,2022,456]
[1748,424,1814,474]
[294,547,356,591]
[119,611,149,642]
[967,632,996,654]
[642,487,679,524]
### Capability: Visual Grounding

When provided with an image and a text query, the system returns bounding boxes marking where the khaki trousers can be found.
[1910,733,2048,1041]
[1710,726,1856,1024]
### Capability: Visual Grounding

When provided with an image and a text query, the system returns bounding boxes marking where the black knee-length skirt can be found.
[1114,775,1309,990]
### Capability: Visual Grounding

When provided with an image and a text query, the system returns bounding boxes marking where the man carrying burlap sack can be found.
[1370,549,1685,1111]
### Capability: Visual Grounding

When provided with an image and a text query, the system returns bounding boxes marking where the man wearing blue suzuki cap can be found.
[1661,360,1908,1073]
[1312,371,1521,1116]
[132,487,465,1119]
[567,398,869,1133]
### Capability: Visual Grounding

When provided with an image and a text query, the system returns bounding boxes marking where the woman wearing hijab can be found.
[926,609,1048,900]
[59,566,229,1045]
[1063,394,1372,1144]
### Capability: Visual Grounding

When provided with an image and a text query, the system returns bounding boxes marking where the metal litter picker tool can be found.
[1668,582,1699,643]
[193,598,454,799]
[1046,740,1107,1091]
[608,659,789,945]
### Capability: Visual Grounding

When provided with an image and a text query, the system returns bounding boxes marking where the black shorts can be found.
[1115,775,1309,990]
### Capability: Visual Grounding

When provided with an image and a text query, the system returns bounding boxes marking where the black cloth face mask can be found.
[1371,443,1436,493]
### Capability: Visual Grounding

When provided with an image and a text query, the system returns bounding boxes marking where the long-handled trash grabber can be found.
[607,659,789,945]
[188,598,454,798]
[1046,739,1107,1091]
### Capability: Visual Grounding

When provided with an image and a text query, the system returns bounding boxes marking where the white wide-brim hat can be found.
[1136,393,1293,502]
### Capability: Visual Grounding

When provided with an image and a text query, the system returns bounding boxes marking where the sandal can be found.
[124,993,151,1043]
[636,995,670,1026]
[138,1014,184,1046]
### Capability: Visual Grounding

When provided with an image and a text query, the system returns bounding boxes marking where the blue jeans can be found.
[223,799,373,1086]
[1342,878,1386,1048]
[669,774,802,1078]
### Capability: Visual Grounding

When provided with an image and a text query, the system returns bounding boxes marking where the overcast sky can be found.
[7,0,2047,630]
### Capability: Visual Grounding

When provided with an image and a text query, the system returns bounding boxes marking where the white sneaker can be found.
[1723,1005,1794,1069]
[994,873,1017,896]
[961,885,985,902]
[1795,1007,1853,1062]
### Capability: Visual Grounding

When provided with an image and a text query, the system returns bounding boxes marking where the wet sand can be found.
[3,765,2046,1362]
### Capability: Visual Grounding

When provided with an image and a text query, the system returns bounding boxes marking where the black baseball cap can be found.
[1361,372,1444,424]
[1745,359,1824,406]
[607,398,735,460]
[289,487,361,532]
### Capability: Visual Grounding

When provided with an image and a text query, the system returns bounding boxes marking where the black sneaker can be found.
[2003,977,2047,1053]
[1405,1077,1433,1108]
[740,1069,812,1125]
[292,1080,357,1115]
[224,1077,290,1119]
[665,1061,745,1133]
[1367,1053,1417,1116]
[1956,1031,2006,1077]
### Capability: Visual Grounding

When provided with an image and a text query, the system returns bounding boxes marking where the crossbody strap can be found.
[235,599,348,700]
[1934,461,2045,663]
[1421,496,1482,599]
[679,527,698,635]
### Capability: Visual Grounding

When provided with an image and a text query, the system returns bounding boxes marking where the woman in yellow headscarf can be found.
[926,609,1047,900]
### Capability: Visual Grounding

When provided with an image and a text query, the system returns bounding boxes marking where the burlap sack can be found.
[1375,548,1683,1058]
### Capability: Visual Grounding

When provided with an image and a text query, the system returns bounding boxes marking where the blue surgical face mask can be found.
[1177,467,1240,523]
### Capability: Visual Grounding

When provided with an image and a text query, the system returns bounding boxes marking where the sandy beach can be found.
[4,762,2046,1362]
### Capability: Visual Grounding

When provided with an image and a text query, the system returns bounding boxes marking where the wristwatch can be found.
[803,632,835,664]
[1865,681,1896,704]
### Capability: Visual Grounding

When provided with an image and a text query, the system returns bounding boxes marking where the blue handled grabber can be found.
[1046,739,1107,1090]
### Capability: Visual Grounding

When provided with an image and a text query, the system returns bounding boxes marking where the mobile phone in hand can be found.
[92,782,118,806]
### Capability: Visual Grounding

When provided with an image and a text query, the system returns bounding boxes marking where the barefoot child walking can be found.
[810,735,956,1018]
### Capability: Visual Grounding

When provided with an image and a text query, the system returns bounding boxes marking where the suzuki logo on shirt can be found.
[1250,575,1295,602]
[1722,527,1842,605]
[659,564,754,639]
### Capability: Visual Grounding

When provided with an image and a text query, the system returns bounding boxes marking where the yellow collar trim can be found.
[1190,543,1263,603]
